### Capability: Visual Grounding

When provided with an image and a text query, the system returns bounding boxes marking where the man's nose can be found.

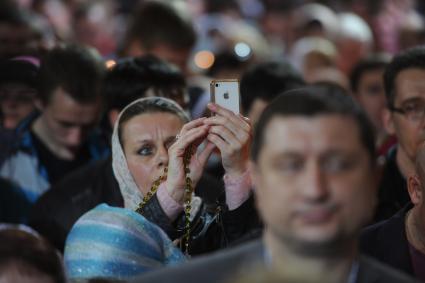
[301,163,329,202]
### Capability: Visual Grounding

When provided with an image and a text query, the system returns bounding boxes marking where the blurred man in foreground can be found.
[135,86,416,283]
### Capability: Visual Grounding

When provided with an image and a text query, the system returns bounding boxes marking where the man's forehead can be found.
[263,114,356,131]
[150,44,189,71]
[47,87,100,107]
[395,68,425,98]
[45,88,100,122]
[260,114,362,153]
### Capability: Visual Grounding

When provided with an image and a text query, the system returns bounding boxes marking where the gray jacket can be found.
[133,239,419,283]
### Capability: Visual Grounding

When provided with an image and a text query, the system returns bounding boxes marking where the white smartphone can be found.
[210,79,241,115]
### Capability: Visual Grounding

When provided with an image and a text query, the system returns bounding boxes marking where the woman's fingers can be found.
[170,125,209,156]
[197,141,216,167]
[206,103,250,132]
[208,124,249,147]
[204,116,250,146]
[179,117,206,135]
[207,133,229,154]
[204,104,252,177]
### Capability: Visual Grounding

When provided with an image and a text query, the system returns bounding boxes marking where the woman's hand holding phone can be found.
[204,103,252,178]
[166,118,215,204]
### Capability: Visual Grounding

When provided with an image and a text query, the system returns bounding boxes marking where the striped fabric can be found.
[64,204,186,280]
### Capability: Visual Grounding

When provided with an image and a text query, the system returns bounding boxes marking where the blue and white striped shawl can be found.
[64,204,186,280]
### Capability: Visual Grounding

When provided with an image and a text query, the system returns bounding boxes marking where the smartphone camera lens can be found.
[215,83,219,87]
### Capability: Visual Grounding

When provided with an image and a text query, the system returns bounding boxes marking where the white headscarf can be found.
[111,97,190,210]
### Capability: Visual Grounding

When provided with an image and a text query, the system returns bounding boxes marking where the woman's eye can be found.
[138,146,153,156]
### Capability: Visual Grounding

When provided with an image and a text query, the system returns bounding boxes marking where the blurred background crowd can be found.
[2,0,425,80]
[1,0,425,282]
[1,0,425,126]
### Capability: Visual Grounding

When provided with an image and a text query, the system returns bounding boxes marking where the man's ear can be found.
[248,160,258,190]
[248,160,262,213]
[383,108,396,135]
[108,109,120,128]
[408,174,422,205]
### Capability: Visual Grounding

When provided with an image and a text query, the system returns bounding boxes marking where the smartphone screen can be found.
[210,79,240,114]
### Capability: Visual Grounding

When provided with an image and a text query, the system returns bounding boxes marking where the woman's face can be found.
[121,112,184,195]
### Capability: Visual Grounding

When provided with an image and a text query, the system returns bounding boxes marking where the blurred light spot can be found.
[89,4,106,23]
[234,42,251,58]
[105,60,116,69]
[194,50,215,69]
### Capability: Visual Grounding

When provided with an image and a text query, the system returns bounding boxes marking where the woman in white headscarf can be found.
[65,96,253,279]
[113,96,252,249]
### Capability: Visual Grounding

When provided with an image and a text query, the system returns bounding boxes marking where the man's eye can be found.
[138,146,153,156]
[366,85,382,96]
[276,159,303,173]
[404,103,417,111]
[323,157,354,172]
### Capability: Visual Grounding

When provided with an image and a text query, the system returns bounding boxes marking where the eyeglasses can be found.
[389,101,425,122]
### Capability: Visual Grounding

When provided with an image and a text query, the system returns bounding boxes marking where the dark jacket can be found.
[134,239,418,283]
[360,203,414,276]
[28,156,123,251]
[29,156,254,254]
[0,177,32,224]
[374,146,410,222]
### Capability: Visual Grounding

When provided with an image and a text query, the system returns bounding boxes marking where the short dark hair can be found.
[38,44,105,105]
[207,52,249,78]
[104,55,186,112]
[350,54,390,93]
[120,1,196,54]
[240,61,305,115]
[384,46,425,107]
[0,228,65,283]
[0,58,39,88]
[251,86,376,164]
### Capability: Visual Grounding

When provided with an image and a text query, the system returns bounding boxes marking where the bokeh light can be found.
[194,50,215,69]
[105,59,116,69]
[234,42,251,59]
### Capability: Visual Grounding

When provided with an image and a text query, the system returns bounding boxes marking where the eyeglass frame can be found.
[388,102,425,122]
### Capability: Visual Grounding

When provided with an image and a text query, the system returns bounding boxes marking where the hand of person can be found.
[204,103,252,178]
[166,118,216,204]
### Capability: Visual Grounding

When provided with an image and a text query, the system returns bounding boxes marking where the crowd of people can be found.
[1,0,425,282]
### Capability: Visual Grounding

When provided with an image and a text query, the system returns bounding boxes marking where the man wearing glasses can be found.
[374,46,425,222]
